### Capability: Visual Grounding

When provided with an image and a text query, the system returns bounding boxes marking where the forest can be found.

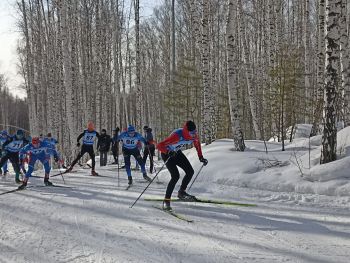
[11,0,350,164]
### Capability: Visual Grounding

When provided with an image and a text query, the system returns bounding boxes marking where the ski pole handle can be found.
[130,156,170,208]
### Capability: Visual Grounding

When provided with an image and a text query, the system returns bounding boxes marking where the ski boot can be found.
[162,199,172,211]
[3,171,8,176]
[44,177,53,186]
[18,181,27,190]
[143,173,152,182]
[178,189,197,201]
[91,170,99,176]
[128,176,133,185]
[15,174,22,184]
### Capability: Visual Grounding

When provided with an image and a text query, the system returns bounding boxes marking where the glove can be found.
[199,156,208,166]
[145,141,149,145]
[54,156,59,163]
[77,142,81,147]
[167,151,177,158]
[1,150,7,158]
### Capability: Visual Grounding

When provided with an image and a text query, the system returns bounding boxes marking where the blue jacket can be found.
[117,131,146,150]
[19,141,59,161]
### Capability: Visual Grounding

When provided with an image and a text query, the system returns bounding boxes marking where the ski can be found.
[0,187,25,196]
[152,205,193,223]
[145,197,256,207]
[51,170,77,177]
[32,184,73,189]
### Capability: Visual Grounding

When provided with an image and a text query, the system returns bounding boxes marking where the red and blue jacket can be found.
[157,124,203,158]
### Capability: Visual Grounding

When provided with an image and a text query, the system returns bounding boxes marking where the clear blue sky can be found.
[0,0,162,99]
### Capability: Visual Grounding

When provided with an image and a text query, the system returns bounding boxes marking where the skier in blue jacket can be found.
[0,129,29,183]
[118,125,151,185]
[18,137,62,189]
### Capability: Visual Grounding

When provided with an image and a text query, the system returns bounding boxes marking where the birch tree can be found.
[226,0,245,151]
[320,0,342,164]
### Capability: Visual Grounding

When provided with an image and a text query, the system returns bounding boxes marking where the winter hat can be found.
[32,137,40,145]
[47,132,52,137]
[143,126,149,131]
[186,121,196,132]
[16,129,24,139]
[101,129,107,133]
[87,121,95,132]
[127,125,135,133]
[1,130,8,136]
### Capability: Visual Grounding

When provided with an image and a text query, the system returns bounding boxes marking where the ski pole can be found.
[188,164,205,191]
[58,164,66,184]
[117,155,120,187]
[130,157,170,208]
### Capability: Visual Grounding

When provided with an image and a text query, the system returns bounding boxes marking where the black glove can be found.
[77,142,81,147]
[199,156,208,166]
[54,156,59,163]
[167,151,177,158]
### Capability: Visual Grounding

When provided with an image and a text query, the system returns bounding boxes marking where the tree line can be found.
[15,0,349,164]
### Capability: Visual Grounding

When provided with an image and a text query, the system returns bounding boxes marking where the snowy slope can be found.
[1,132,350,262]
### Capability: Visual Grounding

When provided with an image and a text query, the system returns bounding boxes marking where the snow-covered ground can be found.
[1,130,350,263]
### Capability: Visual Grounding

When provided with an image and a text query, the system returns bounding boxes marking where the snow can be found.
[1,129,350,262]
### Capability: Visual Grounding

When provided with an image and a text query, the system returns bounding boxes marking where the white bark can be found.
[226,0,245,151]
[321,0,342,164]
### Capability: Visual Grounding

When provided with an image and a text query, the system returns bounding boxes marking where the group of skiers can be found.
[0,120,208,210]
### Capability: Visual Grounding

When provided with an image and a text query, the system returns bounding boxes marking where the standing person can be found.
[66,121,100,176]
[0,129,29,183]
[142,126,156,173]
[17,137,62,189]
[156,121,208,211]
[117,125,151,185]
[111,127,120,164]
[97,129,111,167]
[0,130,10,175]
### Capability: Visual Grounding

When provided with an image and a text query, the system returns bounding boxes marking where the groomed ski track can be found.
[0,163,349,263]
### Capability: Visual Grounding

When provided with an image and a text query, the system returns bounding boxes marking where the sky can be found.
[0,0,163,99]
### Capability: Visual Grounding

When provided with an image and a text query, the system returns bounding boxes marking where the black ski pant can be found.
[100,151,108,166]
[70,145,95,169]
[161,151,194,199]
[142,144,155,173]
[0,152,21,176]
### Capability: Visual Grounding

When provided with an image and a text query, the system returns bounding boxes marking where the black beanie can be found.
[186,121,196,132]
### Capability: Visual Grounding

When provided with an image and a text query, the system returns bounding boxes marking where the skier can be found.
[142,126,156,173]
[117,125,151,185]
[0,129,29,183]
[0,130,10,175]
[17,137,62,189]
[156,121,208,210]
[44,133,58,148]
[111,127,120,164]
[66,121,100,176]
[97,129,111,167]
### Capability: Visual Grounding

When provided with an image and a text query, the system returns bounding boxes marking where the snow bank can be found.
[176,127,350,197]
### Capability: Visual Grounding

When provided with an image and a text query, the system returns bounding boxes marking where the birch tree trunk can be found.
[312,0,326,135]
[320,0,342,164]
[340,0,350,126]
[226,0,245,151]
[201,0,213,144]
[238,0,261,140]
[58,0,75,160]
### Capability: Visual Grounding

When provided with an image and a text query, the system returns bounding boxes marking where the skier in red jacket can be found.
[157,121,208,211]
